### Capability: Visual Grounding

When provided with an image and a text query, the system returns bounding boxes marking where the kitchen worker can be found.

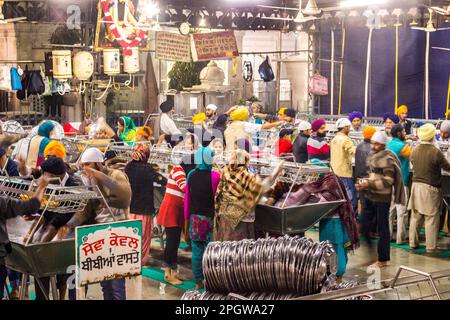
[224,106,283,152]
[349,111,363,132]
[136,126,153,143]
[157,98,182,147]
[382,113,400,137]
[292,121,312,163]
[34,157,81,301]
[254,108,296,128]
[307,118,329,161]
[0,176,48,300]
[396,105,413,135]
[61,147,132,300]
[205,104,218,130]
[355,126,377,231]
[438,120,450,141]
[438,120,450,235]
[274,129,294,158]
[330,118,357,217]
[409,124,450,253]
[386,124,412,245]
[356,131,406,268]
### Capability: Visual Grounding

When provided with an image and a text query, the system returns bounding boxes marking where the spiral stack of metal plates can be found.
[181,291,301,300]
[202,235,337,296]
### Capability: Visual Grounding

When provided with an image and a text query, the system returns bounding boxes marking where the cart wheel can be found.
[152,223,165,250]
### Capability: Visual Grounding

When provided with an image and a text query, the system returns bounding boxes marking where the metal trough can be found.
[255,200,346,235]
[5,217,74,278]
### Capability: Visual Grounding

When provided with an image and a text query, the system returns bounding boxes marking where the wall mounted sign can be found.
[155,31,191,62]
[191,31,239,62]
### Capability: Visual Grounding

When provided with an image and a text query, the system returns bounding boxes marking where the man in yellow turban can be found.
[43,140,66,160]
[224,106,284,152]
[409,123,450,253]
[396,105,412,135]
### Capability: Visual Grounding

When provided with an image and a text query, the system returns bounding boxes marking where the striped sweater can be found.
[166,166,187,198]
[307,135,330,161]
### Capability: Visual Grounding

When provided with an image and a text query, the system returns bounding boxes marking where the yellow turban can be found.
[417,123,436,142]
[43,140,66,160]
[192,112,207,125]
[278,107,287,116]
[397,105,408,115]
[230,107,250,121]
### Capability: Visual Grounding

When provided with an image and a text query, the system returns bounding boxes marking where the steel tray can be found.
[255,200,346,235]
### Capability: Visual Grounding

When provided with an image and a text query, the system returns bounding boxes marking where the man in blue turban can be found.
[383,112,400,137]
[349,111,363,132]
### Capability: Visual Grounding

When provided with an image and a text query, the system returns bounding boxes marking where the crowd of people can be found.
[0,99,449,300]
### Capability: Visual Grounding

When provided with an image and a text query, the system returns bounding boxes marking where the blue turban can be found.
[37,121,55,156]
[349,111,363,122]
[194,146,215,171]
[383,112,400,124]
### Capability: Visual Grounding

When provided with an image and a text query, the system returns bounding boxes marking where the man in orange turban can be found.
[396,105,412,135]
[43,141,66,160]
[136,126,153,142]
[355,126,377,224]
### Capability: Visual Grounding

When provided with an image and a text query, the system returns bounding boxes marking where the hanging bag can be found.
[27,69,45,95]
[308,72,328,96]
[40,66,52,96]
[16,65,29,100]
[10,66,23,91]
[258,56,275,82]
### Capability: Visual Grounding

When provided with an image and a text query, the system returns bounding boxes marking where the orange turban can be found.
[43,140,66,160]
[136,126,152,140]
[363,126,377,140]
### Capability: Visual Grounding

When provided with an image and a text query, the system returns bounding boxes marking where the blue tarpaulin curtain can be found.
[319,24,449,119]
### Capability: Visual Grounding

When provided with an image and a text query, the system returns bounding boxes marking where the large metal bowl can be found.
[255,200,346,235]
[5,217,75,278]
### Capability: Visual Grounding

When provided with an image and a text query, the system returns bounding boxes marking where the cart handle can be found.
[390,265,442,300]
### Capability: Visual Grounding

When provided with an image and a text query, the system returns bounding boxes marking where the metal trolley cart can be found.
[61,136,114,163]
[2,176,115,300]
[294,266,450,300]
[250,160,347,235]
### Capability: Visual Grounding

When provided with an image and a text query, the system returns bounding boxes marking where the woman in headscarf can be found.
[184,147,220,290]
[156,154,195,285]
[125,144,167,265]
[117,116,137,145]
[26,120,55,168]
[214,149,283,241]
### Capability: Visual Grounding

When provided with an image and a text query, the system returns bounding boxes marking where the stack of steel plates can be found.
[181,291,301,300]
[202,236,337,296]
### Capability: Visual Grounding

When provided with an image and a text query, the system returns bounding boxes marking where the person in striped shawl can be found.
[214,149,283,241]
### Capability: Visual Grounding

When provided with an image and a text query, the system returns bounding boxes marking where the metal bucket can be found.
[255,200,346,235]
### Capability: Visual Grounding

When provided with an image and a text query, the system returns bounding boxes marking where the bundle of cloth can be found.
[283,173,359,248]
